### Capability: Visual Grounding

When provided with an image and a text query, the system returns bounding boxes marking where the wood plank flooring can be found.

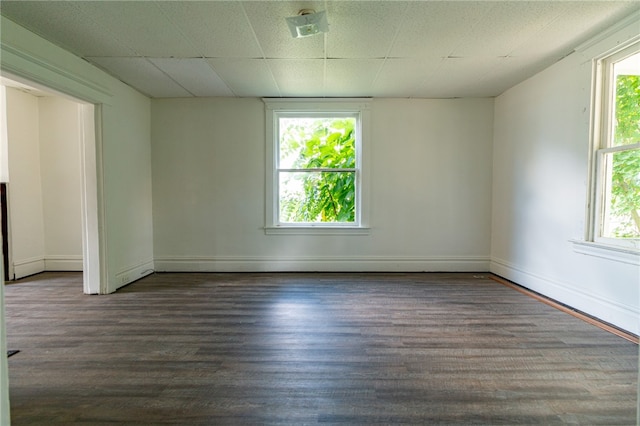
[4,272,638,425]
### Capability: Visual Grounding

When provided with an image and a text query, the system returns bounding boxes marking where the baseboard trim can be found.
[489,274,638,344]
[490,258,639,336]
[12,256,45,280]
[113,259,155,291]
[45,256,83,271]
[154,256,490,273]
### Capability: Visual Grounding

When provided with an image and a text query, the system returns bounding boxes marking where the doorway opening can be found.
[0,75,101,294]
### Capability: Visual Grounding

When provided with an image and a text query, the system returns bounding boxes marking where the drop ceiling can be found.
[1,1,638,99]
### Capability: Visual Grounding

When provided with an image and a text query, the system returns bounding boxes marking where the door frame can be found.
[1,71,106,294]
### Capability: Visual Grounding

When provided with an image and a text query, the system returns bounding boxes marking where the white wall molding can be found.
[575,11,640,58]
[44,255,83,271]
[0,38,112,104]
[154,256,490,273]
[114,259,155,289]
[13,256,45,279]
[490,257,639,335]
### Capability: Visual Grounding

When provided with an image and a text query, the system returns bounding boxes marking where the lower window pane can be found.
[602,149,640,238]
[279,171,356,223]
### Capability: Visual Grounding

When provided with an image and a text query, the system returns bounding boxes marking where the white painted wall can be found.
[39,96,83,271]
[6,87,46,279]
[102,85,154,288]
[1,16,154,293]
[491,16,640,334]
[151,97,494,271]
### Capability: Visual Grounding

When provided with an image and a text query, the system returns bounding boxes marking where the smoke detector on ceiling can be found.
[286,9,329,38]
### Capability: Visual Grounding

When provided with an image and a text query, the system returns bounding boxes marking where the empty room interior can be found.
[0,1,639,424]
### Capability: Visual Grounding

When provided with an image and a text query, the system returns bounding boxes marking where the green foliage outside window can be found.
[609,74,640,238]
[279,117,356,223]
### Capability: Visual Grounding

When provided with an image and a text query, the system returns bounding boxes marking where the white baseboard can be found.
[490,257,639,335]
[113,259,155,291]
[12,256,45,279]
[154,256,490,273]
[45,255,83,271]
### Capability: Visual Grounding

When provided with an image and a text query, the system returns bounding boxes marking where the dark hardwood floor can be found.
[5,272,638,425]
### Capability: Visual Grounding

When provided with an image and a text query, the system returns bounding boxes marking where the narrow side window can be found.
[591,43,640,249]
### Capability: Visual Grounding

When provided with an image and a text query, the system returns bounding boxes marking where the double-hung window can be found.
[264,99,370,233]
[589,42,640,250]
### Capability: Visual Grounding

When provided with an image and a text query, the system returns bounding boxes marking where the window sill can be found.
[571,240,640,266]
[265,226,370,236]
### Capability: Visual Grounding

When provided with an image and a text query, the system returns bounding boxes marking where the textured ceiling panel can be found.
[372,59,443,98]
[155,2,262,58]
[451,1,572,57]
[415,56,501,98]
[89,57,192,98]
[389,2,495,59]
[148,58,234,97]
[77,2,198,57]
[2,1,639,98]
[463,56,548,98]
[510,1,640,60]
[0,1,135,57]
[208,58,280,97]
[324,59,384,97]
[267,59,325,97]
[326,2,409,59]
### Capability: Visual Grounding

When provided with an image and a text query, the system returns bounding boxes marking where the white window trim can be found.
[571,239,640,266]
[579,40,640,258]
[263,98,371,235]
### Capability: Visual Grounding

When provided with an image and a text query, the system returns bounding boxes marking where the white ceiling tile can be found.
[325,59,383,97]
[511,2,640,60]
[148,58,234,97]
[88,57,192,98]
[415,57,501,98]
[468,56,552,97]
[390,2,496,59]
[326,2,410,58]
[155,2,262,58]
[76,2,199,57]
[208,58,280,97]
[452,2,573,58]
[243,1,326,59]
[267,59,325,97]
[0,1,135,57]
[372,59,442,98]
[2,0,639,98]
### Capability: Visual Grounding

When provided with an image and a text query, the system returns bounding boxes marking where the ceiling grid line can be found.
[239,1,281,98]
[413,1,502,98]
[370,1,413,98]
[1,1,638,99]
[144,58,196,98]
[152,1,238,97]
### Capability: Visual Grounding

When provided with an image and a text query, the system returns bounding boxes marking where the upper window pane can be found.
[279,116,356,170]
[612,51,640,147]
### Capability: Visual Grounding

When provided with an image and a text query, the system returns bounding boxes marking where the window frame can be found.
[263,98,371,234]
[587,41,640,251]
